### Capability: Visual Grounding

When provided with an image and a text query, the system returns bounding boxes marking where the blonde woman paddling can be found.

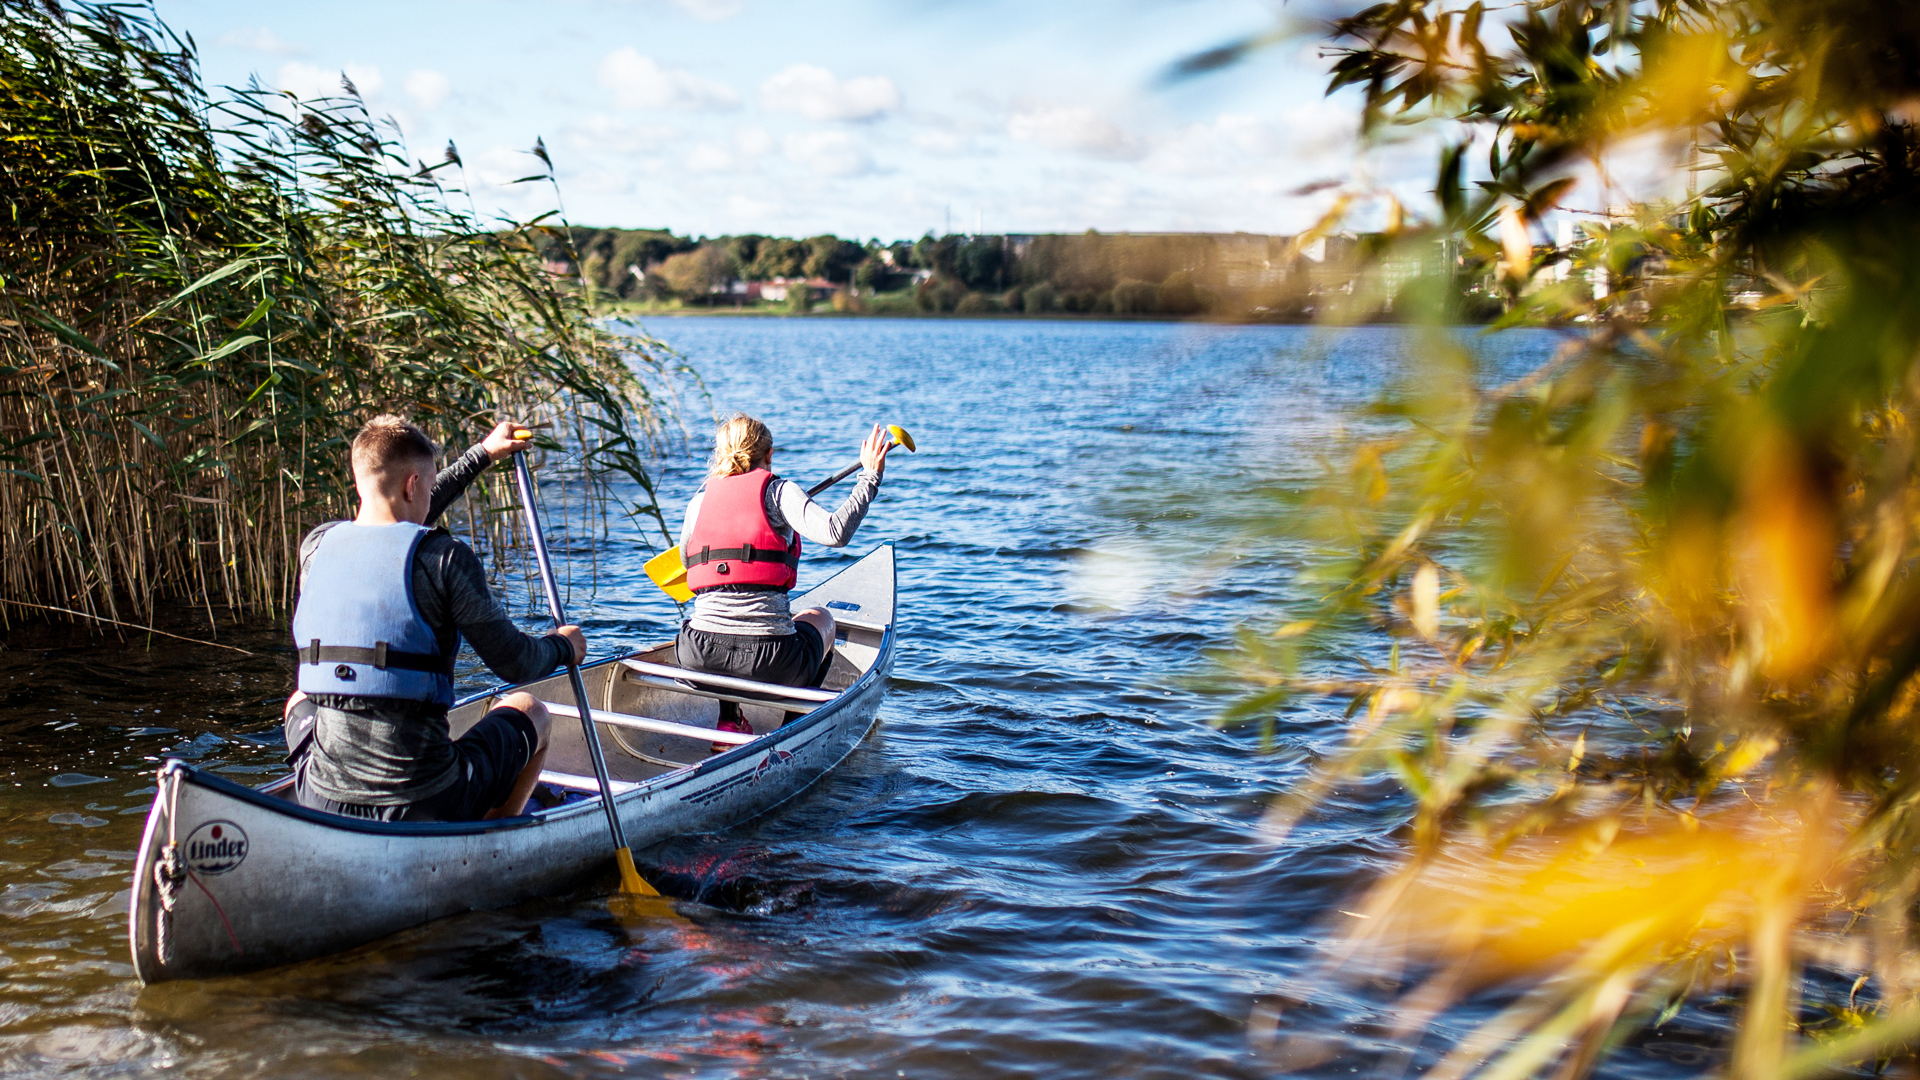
[677,414,895,741]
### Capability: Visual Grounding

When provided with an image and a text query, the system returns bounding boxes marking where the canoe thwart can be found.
[539,769,642,795]
[540,700,757,746]
[622,672,821,714]
[618,659,837,703]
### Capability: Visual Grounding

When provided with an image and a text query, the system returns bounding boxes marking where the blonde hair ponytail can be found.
[708,413,773,477]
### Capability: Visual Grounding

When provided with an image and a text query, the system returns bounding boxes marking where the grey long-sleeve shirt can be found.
[293,443,574,806]
[680,469,882,636]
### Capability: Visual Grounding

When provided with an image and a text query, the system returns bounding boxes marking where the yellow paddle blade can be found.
[615,846,661,897]
[607,847,679,921]
[645,545,693,602]
[886,425,916,452]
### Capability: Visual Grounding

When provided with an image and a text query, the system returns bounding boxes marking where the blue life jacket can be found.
[289,522,456,706]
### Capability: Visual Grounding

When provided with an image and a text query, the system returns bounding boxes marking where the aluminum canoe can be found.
[127,543,897,984]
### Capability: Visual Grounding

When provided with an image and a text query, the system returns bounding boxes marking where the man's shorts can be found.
[287,700,538,823]
[676,620,827,688]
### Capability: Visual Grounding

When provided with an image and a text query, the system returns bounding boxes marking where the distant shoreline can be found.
[601,304,1467,327]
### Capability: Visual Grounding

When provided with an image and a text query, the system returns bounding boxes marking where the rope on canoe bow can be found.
[153,769,183,967]
[152,767,243,966]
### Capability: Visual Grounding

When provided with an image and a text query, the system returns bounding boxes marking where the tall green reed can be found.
[0,2,683,631]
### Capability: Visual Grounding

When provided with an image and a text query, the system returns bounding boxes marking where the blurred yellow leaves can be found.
[1734,427,1837,682]
[1499,205,1532,285]
[1411,562,1441,639]
[1355,811,1834,976]
[1642,32,1749,128]
[1329,804,1847,1080]
[1229,0,1920,1075]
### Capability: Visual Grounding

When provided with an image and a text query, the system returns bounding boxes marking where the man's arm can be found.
[419,535,573,684]
[426,423,534,526]
[427,445,492,526]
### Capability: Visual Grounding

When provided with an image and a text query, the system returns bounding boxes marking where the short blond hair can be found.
[708,413,772,477]
[351,414,437,486]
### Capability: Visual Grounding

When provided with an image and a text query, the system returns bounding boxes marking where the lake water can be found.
[0,319,1724,1078]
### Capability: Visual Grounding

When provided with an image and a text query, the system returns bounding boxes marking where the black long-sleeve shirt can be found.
[293,444,573,806]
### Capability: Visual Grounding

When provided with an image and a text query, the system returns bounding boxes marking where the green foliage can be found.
[1157,270,1202,315]
[747,236,804,280]
[1110,278,1160,315]
[0,2,677,622]
[653,246,733,300]
[1199,0,1920,1076]
[802,235,865,283]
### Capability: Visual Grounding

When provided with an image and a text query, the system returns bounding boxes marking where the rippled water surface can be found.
[0,319,1720,1079]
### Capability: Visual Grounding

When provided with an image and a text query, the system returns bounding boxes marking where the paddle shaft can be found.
[511,454,652,894]
[806,461,863,498]
[807,425,907,496]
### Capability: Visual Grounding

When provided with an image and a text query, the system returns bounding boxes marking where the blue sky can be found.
[151,0,1409,240]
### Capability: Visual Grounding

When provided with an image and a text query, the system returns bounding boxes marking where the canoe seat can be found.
[538,770,641,795]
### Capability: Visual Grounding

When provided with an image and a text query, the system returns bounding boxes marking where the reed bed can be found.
[0,1,682,631]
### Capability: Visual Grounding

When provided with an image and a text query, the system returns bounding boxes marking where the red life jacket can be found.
[684,469,801,593]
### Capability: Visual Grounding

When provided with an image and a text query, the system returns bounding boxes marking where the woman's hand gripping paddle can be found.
[642,424,915,602]
[512,444,672,917]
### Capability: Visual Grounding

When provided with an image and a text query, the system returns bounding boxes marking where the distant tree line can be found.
[535,226,1487,319]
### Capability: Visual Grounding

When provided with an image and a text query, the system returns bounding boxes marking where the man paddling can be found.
[283,415,585,821]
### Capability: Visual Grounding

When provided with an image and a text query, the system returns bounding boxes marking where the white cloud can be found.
[728,194,781,220]
[596,48,739,112]
[1281,101,1361,158]
[1007,103,1140,160]
[402,69,451,111]
[686,142,736,173]
[572,170,638,194]
[911,130,974,156]
[668,0,744,19]
[275,62,382,101]
[783,130,874,177]
[680,126,776,173]
[759,64,901,122]
[735,125,774,156]
[1142,114,1283,176]
[218,27,305,56]
[559,115,685,156]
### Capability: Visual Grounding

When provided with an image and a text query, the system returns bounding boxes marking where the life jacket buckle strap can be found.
[373,641,388,670]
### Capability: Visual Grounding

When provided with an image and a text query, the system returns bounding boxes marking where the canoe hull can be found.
[129,544,895,984]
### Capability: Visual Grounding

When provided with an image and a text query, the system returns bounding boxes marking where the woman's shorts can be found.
[676,621,827,688]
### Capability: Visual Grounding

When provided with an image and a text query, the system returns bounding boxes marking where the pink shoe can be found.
[711,711,752,754]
